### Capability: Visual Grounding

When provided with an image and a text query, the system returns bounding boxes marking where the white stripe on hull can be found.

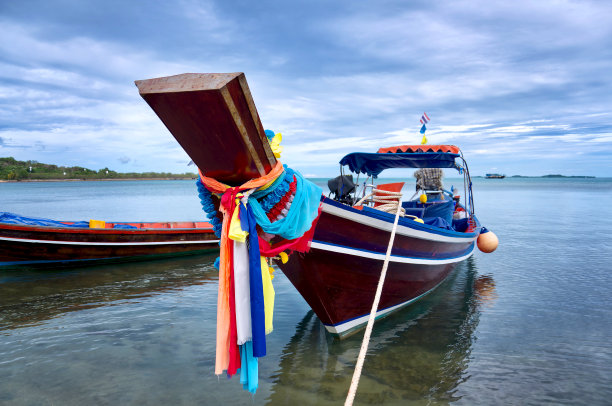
[321,201,475,243]
[310,240,475,265]
[0,236,219,246]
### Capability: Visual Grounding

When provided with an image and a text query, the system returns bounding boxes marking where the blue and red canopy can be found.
[339,145,461,177]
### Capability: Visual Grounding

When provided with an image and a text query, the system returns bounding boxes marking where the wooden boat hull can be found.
[277,198,477,337]
[0,222,219,267]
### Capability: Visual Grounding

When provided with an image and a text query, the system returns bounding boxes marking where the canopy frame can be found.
[335,145,475,222]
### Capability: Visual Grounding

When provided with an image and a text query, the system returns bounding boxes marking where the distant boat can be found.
[485,173,505,179]
[0,212,219,267]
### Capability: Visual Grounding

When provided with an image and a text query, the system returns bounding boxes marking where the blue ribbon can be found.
[239,203,266,358]
[239,341,258,393]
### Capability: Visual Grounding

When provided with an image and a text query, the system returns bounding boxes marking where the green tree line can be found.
[0,157,197,181]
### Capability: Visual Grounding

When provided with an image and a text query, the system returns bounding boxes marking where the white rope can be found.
[344,192,403,406]
[355,188,406,216]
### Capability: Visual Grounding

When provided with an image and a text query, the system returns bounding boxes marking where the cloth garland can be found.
[228,201,274,392]
[240,202,266,357]
[266,177,297,221]
[248,166,322,241]
[197,158,322,394]
[257,170,293,213]
[203,160,284,378]
[257,205,322,257]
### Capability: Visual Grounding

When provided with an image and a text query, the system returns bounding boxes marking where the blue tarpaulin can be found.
[0,212,89,228]
[339,152,460,177]
[0,212,138,229]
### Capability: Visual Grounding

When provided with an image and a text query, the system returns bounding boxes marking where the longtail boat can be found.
[280,147,485,336]
[0,212,219,267]
[134,73,498,341]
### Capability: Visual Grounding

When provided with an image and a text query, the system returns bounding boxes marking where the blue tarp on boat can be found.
[0,212,141,229]
[0,212,142,229]
[111,224,138,229]
[0,212,89,228]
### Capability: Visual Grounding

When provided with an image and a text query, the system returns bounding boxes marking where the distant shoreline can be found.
[1,176,601,183]
[473,175,596,179]
[0,177,197,183]
[512,175,595,178]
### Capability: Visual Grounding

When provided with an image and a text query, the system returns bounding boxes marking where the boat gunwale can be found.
[0,235,220,246]
[321,197,479,242]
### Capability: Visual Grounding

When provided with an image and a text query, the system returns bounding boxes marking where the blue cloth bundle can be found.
[255,169,293,212]
[239,203,266,358]
[248,165,322,240]
[239,341,258,393]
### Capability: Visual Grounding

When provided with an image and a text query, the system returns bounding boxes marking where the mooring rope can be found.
[344,193,403,406]
[355,188,406,216]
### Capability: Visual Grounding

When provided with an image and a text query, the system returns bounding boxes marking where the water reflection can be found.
[473,273,497,308]
[0,254,218,331]
[267,258,496,405]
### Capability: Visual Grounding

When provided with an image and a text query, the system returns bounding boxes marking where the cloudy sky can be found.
[1,0,611,177]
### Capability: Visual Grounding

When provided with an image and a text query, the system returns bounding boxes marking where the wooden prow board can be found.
[135,73,277,186]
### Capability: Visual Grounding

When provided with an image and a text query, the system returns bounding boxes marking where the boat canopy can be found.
[339,145,461,177]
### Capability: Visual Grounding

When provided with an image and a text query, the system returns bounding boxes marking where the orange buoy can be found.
[477,228,498,253]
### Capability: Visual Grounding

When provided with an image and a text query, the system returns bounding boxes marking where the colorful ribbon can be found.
[198,157,322,393]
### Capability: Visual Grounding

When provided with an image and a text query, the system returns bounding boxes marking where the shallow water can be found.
[1,178,611,405]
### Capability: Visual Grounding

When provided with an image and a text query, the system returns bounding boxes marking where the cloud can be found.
[0,0,611,176]
[0,135,33,149]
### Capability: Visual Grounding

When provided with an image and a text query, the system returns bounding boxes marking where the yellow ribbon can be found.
[269,133,283,158]
[228,197,249,242]
[260,256,275,335]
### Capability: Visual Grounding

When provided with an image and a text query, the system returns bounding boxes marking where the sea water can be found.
[0,178,611,405]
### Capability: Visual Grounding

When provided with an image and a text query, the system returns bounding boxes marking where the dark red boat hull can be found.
[277,198,478,337]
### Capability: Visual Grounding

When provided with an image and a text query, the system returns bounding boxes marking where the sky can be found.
[1,0,612,177]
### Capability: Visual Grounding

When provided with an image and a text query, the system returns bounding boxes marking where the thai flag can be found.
[420,112,430,124]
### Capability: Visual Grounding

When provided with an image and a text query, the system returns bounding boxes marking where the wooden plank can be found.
[135,73,277,185]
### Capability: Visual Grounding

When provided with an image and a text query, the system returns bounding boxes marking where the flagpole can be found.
[419,112,429,145]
